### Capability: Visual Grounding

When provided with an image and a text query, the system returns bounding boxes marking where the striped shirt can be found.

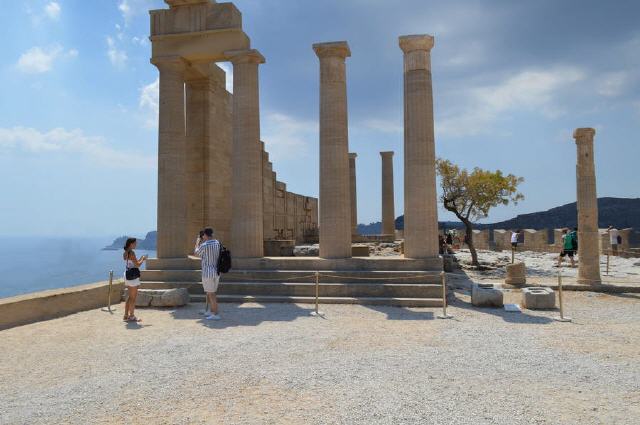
[195,239,221,279]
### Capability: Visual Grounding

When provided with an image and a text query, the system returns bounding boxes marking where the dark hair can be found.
[573,227,578,231]
[199,230,205,238]
[124,237,137,251]
[203,228,214,237]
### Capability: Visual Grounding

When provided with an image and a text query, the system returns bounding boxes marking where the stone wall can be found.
[493,229,511,251]
[522,229,548,251]
[262,143,319,243]
[599,228,632,253]
[472,229,489,250]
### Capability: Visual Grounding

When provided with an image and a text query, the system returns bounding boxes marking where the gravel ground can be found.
[1,292,639,425]
[455,249,640,286]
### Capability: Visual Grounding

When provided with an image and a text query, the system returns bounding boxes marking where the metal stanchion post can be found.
[310,271,324,317]
[606,253,610,275]
[102,270,116,313]
[437,272,453,319]
[554,268,572,322]
[511,248,515,264]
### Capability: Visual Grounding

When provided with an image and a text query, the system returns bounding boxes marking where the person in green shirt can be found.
[557,228,576,268]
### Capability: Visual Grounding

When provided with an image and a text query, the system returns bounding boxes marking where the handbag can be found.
[125,250,141,280]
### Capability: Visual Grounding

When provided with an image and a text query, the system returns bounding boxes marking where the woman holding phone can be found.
[123,238,147,322]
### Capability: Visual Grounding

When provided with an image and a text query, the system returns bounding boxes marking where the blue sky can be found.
[0,0,638,237]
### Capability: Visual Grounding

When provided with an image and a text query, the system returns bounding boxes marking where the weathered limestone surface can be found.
[400,35,439,259]
[314,41,352,259]
[505,262,526,286]
[349,153,359,236]
[522,229,548,251]
[380,151,396,236]
[153,56,189,258]
[471,283,504,308]
[471,229,489,250]
[228,49,265,258]
[522,287,556,310]
[493,229,511,251]
[573,128,601,284]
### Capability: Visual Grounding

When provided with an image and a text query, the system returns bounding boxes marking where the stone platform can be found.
[141,256,445,307]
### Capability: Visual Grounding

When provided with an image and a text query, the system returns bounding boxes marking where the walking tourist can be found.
[608,225,620,255]
[194,228,222,321]
[123,238,147,322]
[557,228,576,268]
[511,230,520,250]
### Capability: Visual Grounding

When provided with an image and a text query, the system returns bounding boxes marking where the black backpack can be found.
[217,244,232,274]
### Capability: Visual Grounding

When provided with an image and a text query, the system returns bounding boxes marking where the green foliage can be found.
[436,159,524,223]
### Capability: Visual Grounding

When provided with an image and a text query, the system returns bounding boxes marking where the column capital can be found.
[380,151,394,158]
[151,55,188,71]
[348,152,358,160]
[573,127,596,143]
[313,41,351,59]
[399,34,434,53]
[225,49,265,65]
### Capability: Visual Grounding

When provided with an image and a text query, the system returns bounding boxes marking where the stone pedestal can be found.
[227,49,265,258]
[522,287,556,310]
[471,283,504,308]
[399,35,439,259]
[573,128,601,284]
[349,153,358,236]
[505,262,526,286]
[152,56,188,258]
[380,151,395,236]
[314,42,352,259]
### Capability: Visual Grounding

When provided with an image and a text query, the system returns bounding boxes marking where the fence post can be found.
[102,270,115,313]
[310,271,324,317]
[554,268,572,322]
[437,272,453,319]
[606,252,610,275]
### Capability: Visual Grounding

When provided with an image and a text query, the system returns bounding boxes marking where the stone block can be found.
[505,262,526,286]
[124,288,190,307]
[442,254,456,272]
[264,240,295,257]
[352,245,370,257]
[293,244,319,257]
[522,287,556,310]
[471,283,503,308]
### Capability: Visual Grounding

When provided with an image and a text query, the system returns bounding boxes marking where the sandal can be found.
[127,316,142,322]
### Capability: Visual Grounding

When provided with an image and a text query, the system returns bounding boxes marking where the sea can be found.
[0,237,156,299]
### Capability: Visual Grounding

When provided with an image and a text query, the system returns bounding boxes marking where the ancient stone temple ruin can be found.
[143,0,444,307]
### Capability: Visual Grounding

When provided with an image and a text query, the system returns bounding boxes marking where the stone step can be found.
[141,269,442,284]
[139,281,445,298]
[146,256,443,272]
[190,294,444,307]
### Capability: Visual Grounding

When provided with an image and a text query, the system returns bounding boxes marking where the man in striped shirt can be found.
[194,227,222,320]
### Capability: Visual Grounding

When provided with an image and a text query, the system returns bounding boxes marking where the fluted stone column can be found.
[226,49,265,258]
[400,34,439,259]
[380,151,395,236]
[349,153,358,236]
[185,77,209,249]
[313,41,352,259]
[152,56,188,258]
[573,128,601,284]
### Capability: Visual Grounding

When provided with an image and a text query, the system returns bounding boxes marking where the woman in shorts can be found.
[123,238,147,322]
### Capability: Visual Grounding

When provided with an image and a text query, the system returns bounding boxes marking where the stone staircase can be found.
[140,257,445,307]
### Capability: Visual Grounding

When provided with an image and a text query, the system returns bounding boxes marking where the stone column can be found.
[399,34,439,259]
[380,151,395,236]
[226,49,265,258]
[313,42,352,259]
[573,128,601,284]
[185,77,209,250]
[152,56,188,258]
[349,153,358,236]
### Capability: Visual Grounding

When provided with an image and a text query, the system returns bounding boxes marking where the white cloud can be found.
[0,127,154,168]
[16,45,77,74]
[118,0,133,23]
[438,66,586,137]
[597,71,631,97]
[262,112,316,161]
[139,77,159,129]
[107,36,128,69]
[44,1,61,20]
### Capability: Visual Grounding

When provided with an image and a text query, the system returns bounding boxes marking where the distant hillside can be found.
[104,231,157,251]
[360,197,640,234]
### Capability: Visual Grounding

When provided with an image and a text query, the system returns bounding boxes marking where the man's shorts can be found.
[202,274,220,293]
[560,250,575,258]
[511,242,518,248]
